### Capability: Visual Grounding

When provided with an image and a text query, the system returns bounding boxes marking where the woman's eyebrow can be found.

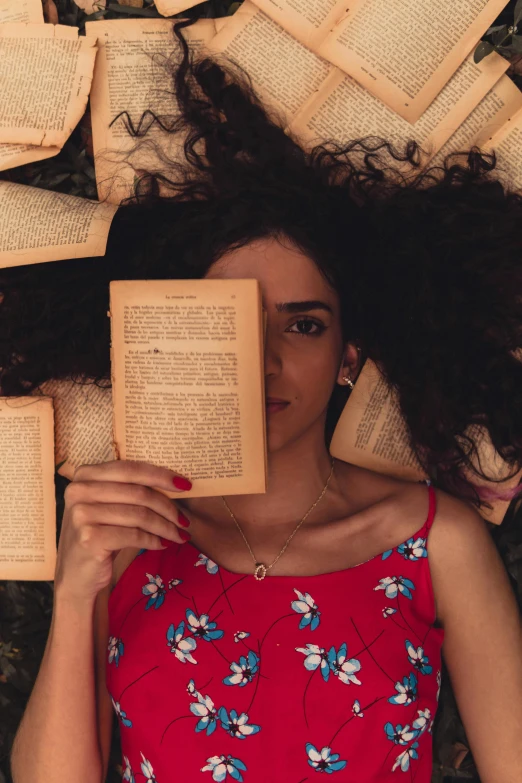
[274,300,334,315]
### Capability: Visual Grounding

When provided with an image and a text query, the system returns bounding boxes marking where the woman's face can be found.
[204,235,354,452]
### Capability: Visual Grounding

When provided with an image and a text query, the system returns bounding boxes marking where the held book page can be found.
[0,397,56,581]
[109,278,267,499]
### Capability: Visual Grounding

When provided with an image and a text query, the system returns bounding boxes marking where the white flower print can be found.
[296,643,330,681]
[291,589,321,630]
[195,553,219,574]
[234,631,250,643]
[201,754,247,781]
[166,620,198,664]
[373,575,416,600]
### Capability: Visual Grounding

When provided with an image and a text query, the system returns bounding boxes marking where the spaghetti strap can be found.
[425,480,437,534]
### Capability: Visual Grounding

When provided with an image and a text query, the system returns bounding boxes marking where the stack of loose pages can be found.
[1,0,521,582]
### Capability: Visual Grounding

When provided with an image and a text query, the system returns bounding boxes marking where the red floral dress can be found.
[107,481,444,782]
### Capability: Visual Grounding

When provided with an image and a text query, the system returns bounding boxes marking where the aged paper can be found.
[214,16,230,34]
[252,0,347,51]
[0,181,118,269]
[289,50,509,171]
[0,24,97,149]
[329,359,520,524]
[33,378,115,481]
[482,103,522,192]
[208,1,334,127]
[155,0,202,15]
[430,75,522,169]
[0,0,43,23]
[315,0,508,123]
[87,17,216,204]
[109,278,267,499]
[0,396,56,581]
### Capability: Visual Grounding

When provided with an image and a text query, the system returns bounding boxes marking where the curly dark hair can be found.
[1,17,521,517]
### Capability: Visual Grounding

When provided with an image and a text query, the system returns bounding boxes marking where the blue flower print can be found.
[296,643,330,682]
[223,650,259,686]
[218,707,261,739]
[190,691,218,736]
[122,753,135,782]
[166,620,198,664]
[195,553,219,574]
[327,643,362,685]
[373,575,416,600]
[381,549,393,560]
[352,700,364,718]
[111,696,132,728]
[186,608,225,641]
[382,607,397,618]
[291,589,321,630]
[391,741,419,773]
[384,721,419,745]
[397,536,427,561]
[108,635,124,667]
[201,754,247,781]
[138,752,159,782]
[405,639,433,675]
[305,743,347,773]
[411,707,432,737]
[142,573,167,609]
[234,631,250,643]
[388,672,418,705]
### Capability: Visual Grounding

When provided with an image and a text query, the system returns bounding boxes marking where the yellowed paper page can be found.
[329,359,519,524]
[289,50,509,171]
[482,103,522,192]
[316,0,508,123]
[252,0,347,50]
[214,16,230,34]
[208,1,334,127]
[155,0,202,14]
[0,181,118,269]
[430,75,522,170]
[0,142,60,172]
[0,0,43,23]
[87,17,216,204]
[33,378,115,481]
[0,23,97,149]
[109,278,267,499]
[0,396,56,581]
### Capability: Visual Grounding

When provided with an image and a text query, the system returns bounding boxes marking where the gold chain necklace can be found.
[220,456,335,581]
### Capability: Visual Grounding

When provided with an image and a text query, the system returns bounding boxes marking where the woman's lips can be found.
[266,401,289,413]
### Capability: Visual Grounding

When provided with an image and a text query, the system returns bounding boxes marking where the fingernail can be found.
[178,512,190,527]
[173,476,192,490]
[179,529,191,542]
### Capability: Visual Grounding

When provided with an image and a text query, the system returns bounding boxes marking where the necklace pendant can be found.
[254,563,267,581]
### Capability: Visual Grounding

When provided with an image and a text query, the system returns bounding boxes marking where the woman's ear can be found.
[337,343,362,386]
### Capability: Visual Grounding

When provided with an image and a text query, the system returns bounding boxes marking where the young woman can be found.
[6,18,522,783]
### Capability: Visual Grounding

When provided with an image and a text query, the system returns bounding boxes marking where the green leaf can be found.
[228,2,242,14]
[473,40,494,63]
[492,24,509,46]
[486,24,507,35]
[510,34,522,53]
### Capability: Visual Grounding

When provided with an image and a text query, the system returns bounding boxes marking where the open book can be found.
[249,0,508,123]
[109,278,268,498]
[0,181,118,269]
[0,21,97,171]
[86,17,218,204]
[329,359,522,525]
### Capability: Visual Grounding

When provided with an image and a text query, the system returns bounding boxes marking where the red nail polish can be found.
[159,537,173,547]
[173,476,192,490]
[178,512,190,527]
[179,529,191,542]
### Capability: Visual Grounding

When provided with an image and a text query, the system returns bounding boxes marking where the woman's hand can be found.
[53,459,192,604]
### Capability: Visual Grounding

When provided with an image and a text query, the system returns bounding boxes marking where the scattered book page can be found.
[155,0,203,15]
[329,359,519,524]
[0,181,118,269]
[251,0,348,51]
[208,1,334,128]
[32,378,115,481]
[288,49,509,172]
[0,0,43,23]
[87,17,216,204]
[315,0,508,123]
[0,142,60,172]
[0,23,97,150]
[214,16,230,34]
[109,278,267,499]
[0,396,56,581]
[430,74,522,170]
[481,103,522,192]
